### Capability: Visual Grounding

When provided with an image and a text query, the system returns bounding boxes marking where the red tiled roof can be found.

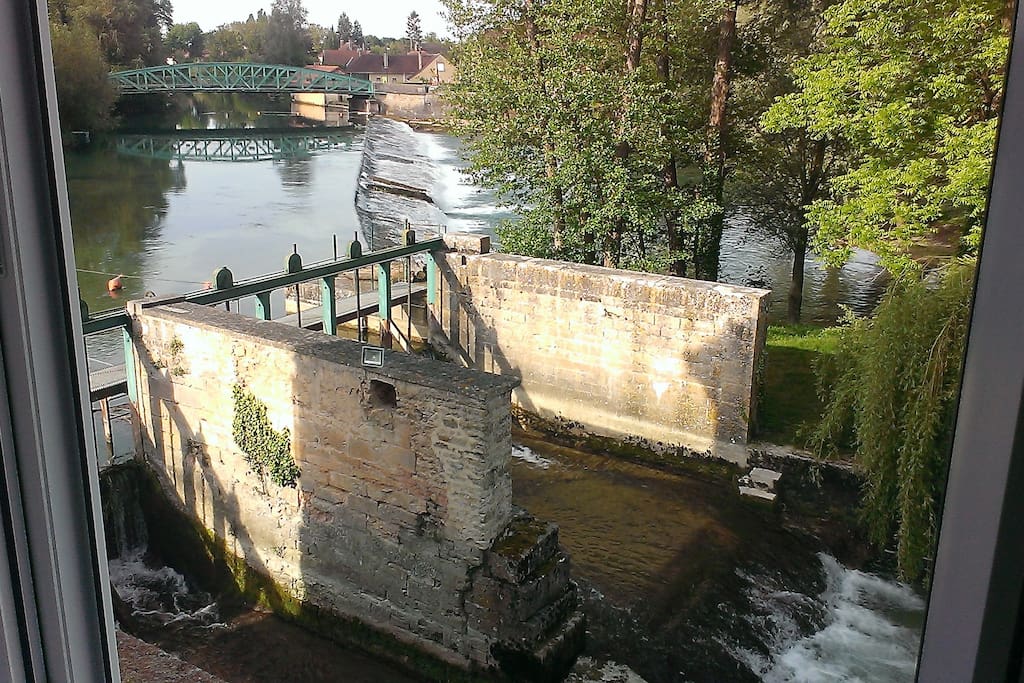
[305,64,343,73]
[322,46,361,67]
[345,53,440,77]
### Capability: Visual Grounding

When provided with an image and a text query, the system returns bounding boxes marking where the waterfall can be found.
[100,465,222,633]
[355,118,448,250]
[100,464,149,558]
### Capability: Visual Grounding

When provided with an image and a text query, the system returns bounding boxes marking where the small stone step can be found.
[748,467,782,490]
[487,514,561,584]
[738,485,777,502]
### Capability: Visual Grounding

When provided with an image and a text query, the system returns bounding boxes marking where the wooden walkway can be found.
[89,363,128,402]
[276,281,427,330]
[86,283,426,401]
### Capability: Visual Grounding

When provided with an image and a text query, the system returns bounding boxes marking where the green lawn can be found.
[756,324,842,448]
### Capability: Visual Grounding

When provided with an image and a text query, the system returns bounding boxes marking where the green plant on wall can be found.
[231,384,300,489]
[168,336,187,376]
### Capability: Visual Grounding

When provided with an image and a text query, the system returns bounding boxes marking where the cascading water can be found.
[509,442,925,683]
[750,554,925,682]
[355,118,449,249]
[100,465,223,635]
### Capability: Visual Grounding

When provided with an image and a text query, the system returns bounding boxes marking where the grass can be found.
[757,323,842,448]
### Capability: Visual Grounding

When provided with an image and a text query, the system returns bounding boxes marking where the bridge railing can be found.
[82,232,446,405]
[110,62,376,96]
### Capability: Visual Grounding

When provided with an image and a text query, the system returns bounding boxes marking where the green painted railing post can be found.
[378,261,393,349]
[321,276,337,335]
[214,266,234,312]
[255,292,272,320]
[426,253,438,306]
[122,326,138,403]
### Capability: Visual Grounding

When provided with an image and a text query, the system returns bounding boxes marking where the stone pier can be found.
[127,299,583,679]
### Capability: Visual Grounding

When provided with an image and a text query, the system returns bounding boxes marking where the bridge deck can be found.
[89,364,128,402]
[86,284,426,399]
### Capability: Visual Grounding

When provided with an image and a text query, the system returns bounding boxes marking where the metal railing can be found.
[110,63,376,96]
[81,232,446,440]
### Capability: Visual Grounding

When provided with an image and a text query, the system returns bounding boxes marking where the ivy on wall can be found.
[231,384,300,489]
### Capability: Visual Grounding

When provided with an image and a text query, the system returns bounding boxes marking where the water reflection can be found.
[68,146,178,316]
[718,216,888,324]
[116,132,351,163]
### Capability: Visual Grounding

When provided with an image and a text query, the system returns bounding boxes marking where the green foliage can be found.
[810,262,975,582]
[406,11,423,50]
[338,13,353,44]
[51,0,172,68]
[206,26,247,61]
[49,19,116,134]
[264,0,313,65]
[308,24,339,54]
[166,22,205,61]
[231,384,300,489]
[444,0,726,272]
[764,0,1009,274]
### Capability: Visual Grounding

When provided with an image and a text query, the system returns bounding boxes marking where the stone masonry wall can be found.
[127,300,582,674]
[376,91,449,121]
[431,236,771,464]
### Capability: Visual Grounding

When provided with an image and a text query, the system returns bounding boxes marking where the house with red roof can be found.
[345,51,455,85]
[321,43,363,69]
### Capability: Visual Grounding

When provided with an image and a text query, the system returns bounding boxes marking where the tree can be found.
[811,262,974,582]
[444,0,721,273]
[764,0,1009,275]
[406,11,423,51]
[166,22,205,61]
[264,0,312,65]
[351,20,364,49]
[49,19,116,134]
[54,0,173,68]
[309,24,338,54]
[694,0,738,280]
[785,0,1010,581]
[337,12,352,44]
[206,26,246,61]
[237,12,270,61]
[725,0,845,322]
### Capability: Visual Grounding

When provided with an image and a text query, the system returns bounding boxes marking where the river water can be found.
[75,95,919,681]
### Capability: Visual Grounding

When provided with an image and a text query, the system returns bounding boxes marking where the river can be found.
[73,94,919,681]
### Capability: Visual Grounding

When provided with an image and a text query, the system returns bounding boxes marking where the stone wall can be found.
[430,236,771,464]
[128,299,583,676]
[376,92,449,121]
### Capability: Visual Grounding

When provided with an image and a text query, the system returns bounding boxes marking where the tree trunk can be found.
[697,0,738,280]
[607,0,649,268]
[658,0,685,276]
[546,140,565,252]
[788,138,828,324]
[788,229,807,324]
[525,0,566,252]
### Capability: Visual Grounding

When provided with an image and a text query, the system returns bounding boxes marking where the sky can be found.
[170,0,449,38]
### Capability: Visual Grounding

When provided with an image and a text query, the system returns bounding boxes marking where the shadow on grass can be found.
[757,325,840,448]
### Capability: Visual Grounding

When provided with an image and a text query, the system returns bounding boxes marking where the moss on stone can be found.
[123,460,500,682]
[512,408,741,484]
[493,517,549,558]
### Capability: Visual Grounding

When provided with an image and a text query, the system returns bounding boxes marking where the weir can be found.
[430,234,770,464]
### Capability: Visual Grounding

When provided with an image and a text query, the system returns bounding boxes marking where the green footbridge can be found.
[110,63,375,96]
